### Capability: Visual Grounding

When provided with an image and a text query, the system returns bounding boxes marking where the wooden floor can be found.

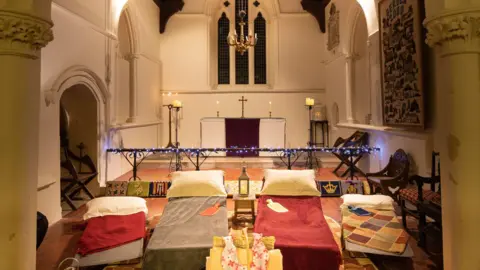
[38,168,442,270]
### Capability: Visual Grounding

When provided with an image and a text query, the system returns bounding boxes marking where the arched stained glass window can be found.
[235,0,249,84]
[254,12,266,84]
[217,0,267,86]
[218,13,230,85]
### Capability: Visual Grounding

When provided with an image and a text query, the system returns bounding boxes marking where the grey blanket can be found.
[143,196,228,270]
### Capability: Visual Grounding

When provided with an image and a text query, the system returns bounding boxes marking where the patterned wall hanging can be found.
[327,3,340,51]
[379,0,425,128]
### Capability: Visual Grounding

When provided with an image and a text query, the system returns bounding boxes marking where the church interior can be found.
[1,0,479,269]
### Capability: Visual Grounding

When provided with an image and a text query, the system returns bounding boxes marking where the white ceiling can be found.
[178,0,307,14]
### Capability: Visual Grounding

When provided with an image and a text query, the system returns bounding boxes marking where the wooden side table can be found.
[233,193,256,224]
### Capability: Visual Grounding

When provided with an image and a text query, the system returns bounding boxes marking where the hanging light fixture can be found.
[227,0,257,55]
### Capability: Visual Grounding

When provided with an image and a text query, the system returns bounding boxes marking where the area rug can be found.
[106,180,370,198]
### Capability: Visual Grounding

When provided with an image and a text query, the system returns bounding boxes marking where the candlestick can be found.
[217,111,219,117]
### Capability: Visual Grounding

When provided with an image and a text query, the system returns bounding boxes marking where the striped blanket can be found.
[342,207,409,254]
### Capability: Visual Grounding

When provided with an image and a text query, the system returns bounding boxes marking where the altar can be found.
[200,117,286,157]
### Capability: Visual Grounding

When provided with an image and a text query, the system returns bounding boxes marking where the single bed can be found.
[340,195,414,257]
[73,203,148,267]
[142,170,229,270]
[143,196,228,270]
[75,238,144,267]
[254,195,342,270]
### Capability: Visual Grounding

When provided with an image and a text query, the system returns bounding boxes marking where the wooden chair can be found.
[61,157,97,210]
[332,131,369,177]
[366,149,410,201]
[399,152,441,232]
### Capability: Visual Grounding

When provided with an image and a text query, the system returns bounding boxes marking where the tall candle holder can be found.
[163,104,175,148]
[172,101,182,148]
[269,101,272,118]
[172,101,183,171]
[305,98,318,169]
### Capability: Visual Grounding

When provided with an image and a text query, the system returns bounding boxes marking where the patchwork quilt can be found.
[342,207,409,254]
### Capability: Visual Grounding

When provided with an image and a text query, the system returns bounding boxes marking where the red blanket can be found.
[254,196,341,270]
[77,212,146,256]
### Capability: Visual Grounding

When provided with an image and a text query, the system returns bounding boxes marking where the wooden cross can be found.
[238,96,248,118]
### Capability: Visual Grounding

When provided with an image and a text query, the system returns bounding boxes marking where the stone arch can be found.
[344,2,364,56]
[355,0,379,35]
[45,66,110,186]
[118,4,139,55]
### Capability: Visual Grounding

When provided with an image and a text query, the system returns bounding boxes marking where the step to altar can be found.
[140,153,340,170]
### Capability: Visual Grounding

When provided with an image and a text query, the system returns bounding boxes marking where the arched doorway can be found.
[59,84,99,214]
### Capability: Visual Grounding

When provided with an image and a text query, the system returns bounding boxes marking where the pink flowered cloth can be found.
[221,233,269,270]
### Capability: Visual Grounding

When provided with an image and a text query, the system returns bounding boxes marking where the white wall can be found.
[38,0,161,224]
[158,3,327,149]
[323,0,436,176]
[162,91,326,148]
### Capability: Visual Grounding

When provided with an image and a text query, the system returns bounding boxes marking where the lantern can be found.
[238,166,250,196]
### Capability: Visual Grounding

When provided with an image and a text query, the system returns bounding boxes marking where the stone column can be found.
[0,5,53,270]
[424,8,480,270]
[126,53,138,123]
[345,53,356,123]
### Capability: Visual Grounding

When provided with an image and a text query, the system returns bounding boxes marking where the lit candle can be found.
[172,100,182,108]
[269,101,272,111]
[240,181,247,195]
[305,98,315,106]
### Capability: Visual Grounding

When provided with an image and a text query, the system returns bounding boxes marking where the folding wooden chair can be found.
[61,158,97,210]
[65,148,98,200]
[332,131,369,178]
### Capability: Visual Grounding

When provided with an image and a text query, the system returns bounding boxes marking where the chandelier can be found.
[227,0,257,55]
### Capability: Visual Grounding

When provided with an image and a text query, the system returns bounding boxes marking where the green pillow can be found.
[127,181,150,197]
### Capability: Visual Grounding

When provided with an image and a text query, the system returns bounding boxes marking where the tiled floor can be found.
[38,168,441,270]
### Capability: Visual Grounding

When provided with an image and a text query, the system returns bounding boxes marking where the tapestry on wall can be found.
[379,0,425,128]
[327,3,340,51]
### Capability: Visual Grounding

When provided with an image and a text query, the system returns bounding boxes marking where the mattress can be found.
[143,196,228,270]
[74,238,144,267]
[254,195,341,270]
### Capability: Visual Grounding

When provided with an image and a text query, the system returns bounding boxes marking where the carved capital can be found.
[424,8,480,56]
[124,53,140,61]
[0,10,53,59]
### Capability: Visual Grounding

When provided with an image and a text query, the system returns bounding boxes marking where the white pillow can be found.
[167,170,227,198]
[260,169,320,196]
[83,196,148,220]
[341,194,394,210]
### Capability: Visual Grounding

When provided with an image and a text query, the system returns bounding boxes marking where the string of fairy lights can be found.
[107,146,380,156]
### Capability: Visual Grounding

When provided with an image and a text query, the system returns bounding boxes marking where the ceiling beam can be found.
[301,0,331,33]
[153,0,185,33]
